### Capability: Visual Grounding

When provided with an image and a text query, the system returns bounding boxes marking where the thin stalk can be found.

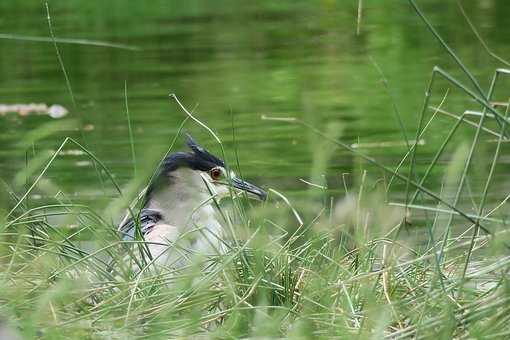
[409,114,465,204]
[45,2,76,108]
[370,56,410,150]
[124,81,137,178]
[403,71,436,219]
[437,67,500,265]
[462,98,510,278]
[262,116,497,237]
[455,0,510,67]
[0,33,139,50]
[387,89,449,191]
[409,0,485,100]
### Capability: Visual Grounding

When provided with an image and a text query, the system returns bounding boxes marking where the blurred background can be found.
[1,0,510,219]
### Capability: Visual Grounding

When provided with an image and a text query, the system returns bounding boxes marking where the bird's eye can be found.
[209,167,222,180]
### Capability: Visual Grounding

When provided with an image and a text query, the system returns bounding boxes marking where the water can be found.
[1,0,510,220]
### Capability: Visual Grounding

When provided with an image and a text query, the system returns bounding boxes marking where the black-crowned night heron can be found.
[117,135,266,269]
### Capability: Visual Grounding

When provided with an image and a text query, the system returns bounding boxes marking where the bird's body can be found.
[117,136,265,270]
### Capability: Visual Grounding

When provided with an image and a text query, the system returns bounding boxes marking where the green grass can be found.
[1,0,510,338]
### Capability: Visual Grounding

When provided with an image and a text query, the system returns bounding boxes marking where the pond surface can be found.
[1,0,510,224]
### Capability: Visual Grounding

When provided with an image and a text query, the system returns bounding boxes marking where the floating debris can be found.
[0,103,69,118]
[490,101,509,108]
[83,123,95,131]
[299,178,327,190]
[57,149,87,156]
[351,139,425,149]
[464,110,495,118]
[75,160,93,167]
[47,104,68,118]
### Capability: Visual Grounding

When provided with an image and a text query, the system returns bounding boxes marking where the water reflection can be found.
[1,0,510,215]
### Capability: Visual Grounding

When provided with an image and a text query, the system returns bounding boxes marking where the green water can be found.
[1,0,510,217]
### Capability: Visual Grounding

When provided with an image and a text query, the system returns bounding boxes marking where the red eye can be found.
[210,168,221,180]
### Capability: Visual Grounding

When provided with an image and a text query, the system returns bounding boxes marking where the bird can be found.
[117,134,267,271]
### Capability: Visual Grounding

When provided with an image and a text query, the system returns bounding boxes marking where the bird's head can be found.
[144,134,267,205]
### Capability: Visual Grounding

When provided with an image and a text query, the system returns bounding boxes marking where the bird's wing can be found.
[118,209,163,241]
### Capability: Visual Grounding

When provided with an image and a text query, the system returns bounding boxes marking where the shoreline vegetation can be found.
[1,0,510,338]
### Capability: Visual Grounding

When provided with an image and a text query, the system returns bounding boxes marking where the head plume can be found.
[185,134,225,168]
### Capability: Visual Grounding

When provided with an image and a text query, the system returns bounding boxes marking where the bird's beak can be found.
[231,177,267,201]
